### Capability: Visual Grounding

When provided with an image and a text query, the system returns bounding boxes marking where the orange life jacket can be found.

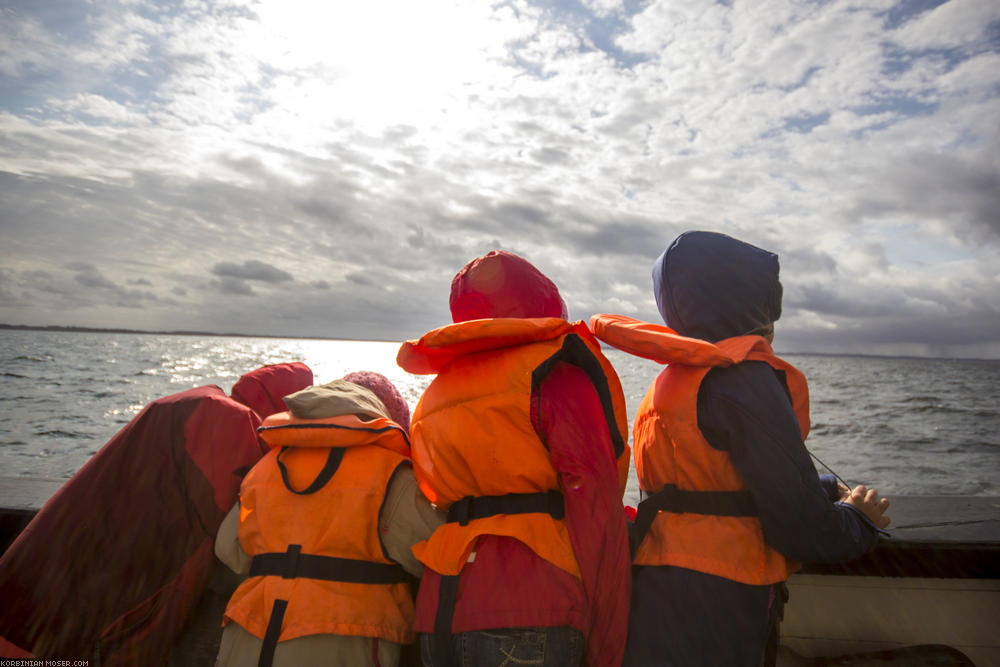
[397,317,631,579]
[223,412,416,646]
[590,314,810,585]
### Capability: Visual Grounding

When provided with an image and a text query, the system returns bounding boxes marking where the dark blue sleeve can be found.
[818,473,840,502]
[697,362,878,563]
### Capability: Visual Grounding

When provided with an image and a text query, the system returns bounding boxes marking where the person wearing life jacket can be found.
[590,231,891,667]
[0,361,313,665]
[396,250,632,666]
[214,371,444,667]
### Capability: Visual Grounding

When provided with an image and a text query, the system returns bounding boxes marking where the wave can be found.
[898,394,943,403]
[900,404,998,418]
[35,429,85,439]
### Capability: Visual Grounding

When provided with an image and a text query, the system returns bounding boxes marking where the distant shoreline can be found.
[2,322,996,362]
[0,323,398,344]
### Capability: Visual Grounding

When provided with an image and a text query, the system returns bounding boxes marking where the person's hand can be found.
[837,481,851,501]
[844,485,891,529]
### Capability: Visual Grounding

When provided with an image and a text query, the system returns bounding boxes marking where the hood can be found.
[340,371,410,430]
[652,231,782,343]
[230,362,313,419]
[282,379,392,422]
[449,250,568,322]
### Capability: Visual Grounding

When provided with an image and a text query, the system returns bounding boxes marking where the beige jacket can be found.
[214,380,444,667]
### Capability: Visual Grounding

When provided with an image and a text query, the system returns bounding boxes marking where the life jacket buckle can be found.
[283,544,302,579]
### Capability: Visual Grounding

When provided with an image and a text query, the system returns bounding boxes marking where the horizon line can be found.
[3,322,997,363]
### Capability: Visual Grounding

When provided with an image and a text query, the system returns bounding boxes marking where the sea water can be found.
[1,329,998,505]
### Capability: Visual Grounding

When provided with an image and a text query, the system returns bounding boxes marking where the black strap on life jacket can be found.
[432,491,565,667]
[250,543,409,584]
[445,490,565,526]
[258,598,288,667]
[531,333,627,459]
[253,544,408,667]
[275,446,345,495]
[630,484,758,556]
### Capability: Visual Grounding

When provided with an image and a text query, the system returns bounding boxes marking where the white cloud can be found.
[50,94,142,124]
[0,9,64,77]
[891,0,1000,50]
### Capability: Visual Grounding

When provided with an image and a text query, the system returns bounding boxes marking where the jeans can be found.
[420,626,584,667]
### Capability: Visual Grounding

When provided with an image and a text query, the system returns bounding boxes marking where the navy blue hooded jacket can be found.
[625,231,878,667]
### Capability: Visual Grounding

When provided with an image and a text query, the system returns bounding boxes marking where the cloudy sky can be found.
[1,0,998,358]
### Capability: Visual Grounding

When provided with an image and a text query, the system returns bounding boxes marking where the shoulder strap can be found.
[532,333,627,458]
[275,447,345,495]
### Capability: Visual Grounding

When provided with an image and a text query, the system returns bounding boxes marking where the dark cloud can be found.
[489,201,553,229]
[212,276,255,296]
[346,273,375,287]
[65,261,96,272]
[74,271,117,289]
[69,263,116,289]
[0,264,178,323]
[211,260,294,283]
[531,147,571,165]
[776,245,839,275]
[785,284,901,319]
[781,304,1000,352]
[293,197,350,224]
[566,219,669,258]
[846,152,1000,241]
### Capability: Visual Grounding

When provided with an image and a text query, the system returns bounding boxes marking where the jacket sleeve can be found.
[697,362,879,564]
[536,361,631,667]
[215,501,252,575]
[379,464,446,578]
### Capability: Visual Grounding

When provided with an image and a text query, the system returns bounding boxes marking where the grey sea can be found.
[2,329,999,506]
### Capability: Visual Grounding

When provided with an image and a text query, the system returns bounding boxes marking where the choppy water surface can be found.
[1,330,998,505]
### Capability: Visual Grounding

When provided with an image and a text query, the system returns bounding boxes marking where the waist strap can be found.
[631,485,758,556]
[446,490,565,526]
[249,544,407,584]
[433,490,565,666]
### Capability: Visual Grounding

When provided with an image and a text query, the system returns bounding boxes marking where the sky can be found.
[1,0,998,359]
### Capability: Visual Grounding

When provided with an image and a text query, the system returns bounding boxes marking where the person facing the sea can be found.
[214,372,444,667]
[396,250,633,666]
[589,230,891,667]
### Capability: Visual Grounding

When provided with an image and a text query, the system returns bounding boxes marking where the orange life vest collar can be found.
[258,412,411,458]
[591,313,809,439]
[589,313,770,365]
[397,317,595,374]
